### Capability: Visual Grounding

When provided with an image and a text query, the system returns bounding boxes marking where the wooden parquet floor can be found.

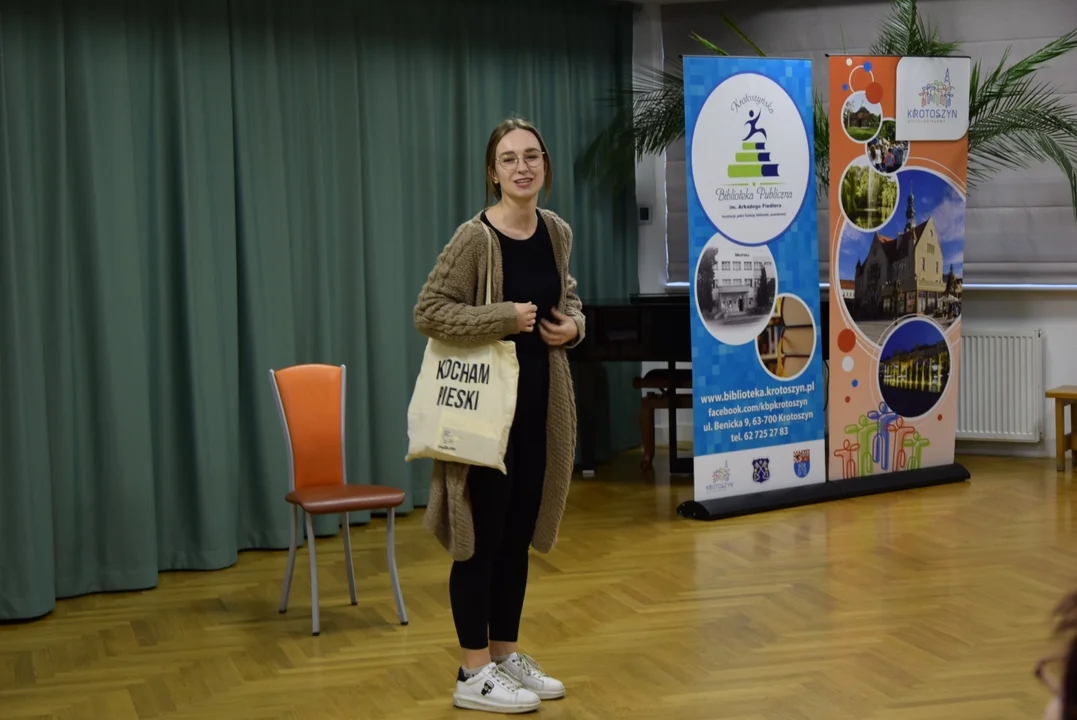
[2,452,1076,719]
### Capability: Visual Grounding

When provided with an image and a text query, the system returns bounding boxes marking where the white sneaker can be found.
[498,652,566,700]
[453,662,541,713]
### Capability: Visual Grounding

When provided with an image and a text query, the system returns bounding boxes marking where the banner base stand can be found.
[676,463,970,521]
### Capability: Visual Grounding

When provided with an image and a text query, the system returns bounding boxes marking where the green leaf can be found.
[578,64,687,190]
[964,28,1077,216]
[869,0,962,56]
[813,92,830,195]
[690,31,729,56]
[721,17,767,57]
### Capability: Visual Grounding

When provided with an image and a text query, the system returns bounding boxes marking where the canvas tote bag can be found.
[405,222,520,473]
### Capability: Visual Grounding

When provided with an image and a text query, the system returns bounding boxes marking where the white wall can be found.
[957,291,1075,458]
[633,3,668,296]
[633,3,694,443]
[631,6,1077,458]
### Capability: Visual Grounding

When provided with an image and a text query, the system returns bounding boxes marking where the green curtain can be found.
[0,0,639,622]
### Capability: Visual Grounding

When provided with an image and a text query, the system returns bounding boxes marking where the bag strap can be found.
[479,219,495,306]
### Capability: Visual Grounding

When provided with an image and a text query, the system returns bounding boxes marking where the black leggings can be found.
[449,352,549,650]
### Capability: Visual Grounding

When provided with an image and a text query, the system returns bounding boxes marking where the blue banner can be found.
[683,56,827,501]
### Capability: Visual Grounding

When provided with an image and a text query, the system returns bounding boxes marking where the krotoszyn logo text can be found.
[908,68,958,122]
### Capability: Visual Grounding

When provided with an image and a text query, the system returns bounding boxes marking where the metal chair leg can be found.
[280,504,298,613]
[305,511,320,636]
[341,512,358,605]
[386,508,408,625]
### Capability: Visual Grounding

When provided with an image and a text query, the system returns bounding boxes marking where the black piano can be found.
[568,292,694,475]
[568,290,830,477]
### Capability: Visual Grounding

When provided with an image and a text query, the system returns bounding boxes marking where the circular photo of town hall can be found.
[694,232,778,346]
[834,168,965,347]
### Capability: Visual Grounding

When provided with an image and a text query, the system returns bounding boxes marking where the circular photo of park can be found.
[865,119,910,175]
[694,231,778,346]
[841,91,883,144]
[839,156,899,232]
[756,294,816,381]
[877,317,951,419]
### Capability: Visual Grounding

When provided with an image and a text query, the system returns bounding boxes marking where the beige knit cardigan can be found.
[413,208,585,562]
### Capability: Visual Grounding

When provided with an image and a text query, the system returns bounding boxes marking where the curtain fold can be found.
[0,0,639,622]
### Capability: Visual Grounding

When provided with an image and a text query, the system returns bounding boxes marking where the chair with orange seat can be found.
[268,363,408,636]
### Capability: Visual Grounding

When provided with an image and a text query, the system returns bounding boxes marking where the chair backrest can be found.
[269,364,346,491]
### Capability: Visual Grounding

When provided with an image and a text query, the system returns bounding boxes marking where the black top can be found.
[481,210,561,356]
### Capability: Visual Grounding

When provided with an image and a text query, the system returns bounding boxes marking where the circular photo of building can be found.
[842,91,883,143]
[694,232,778,346]
[877,317,951,418]
[835,167,965,347]
[756,294,816,381]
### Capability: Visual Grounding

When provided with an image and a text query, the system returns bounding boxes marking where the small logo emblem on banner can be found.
[752,457,771,484]
[793,449,811,478]
[728,109,781,180]
[895,56,971,141]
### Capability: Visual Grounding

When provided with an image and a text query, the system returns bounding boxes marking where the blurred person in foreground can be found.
[1041,591,1077,719]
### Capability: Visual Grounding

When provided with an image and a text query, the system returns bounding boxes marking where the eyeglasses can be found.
[497,151,545,171]
[1036,654,1065,695]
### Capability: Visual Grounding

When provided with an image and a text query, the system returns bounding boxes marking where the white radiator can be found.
[956,329,1044,443]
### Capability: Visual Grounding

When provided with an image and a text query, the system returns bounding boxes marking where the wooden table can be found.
[1046,385,1077,471]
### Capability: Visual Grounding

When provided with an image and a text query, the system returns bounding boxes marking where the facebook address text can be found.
[699,382,816,443]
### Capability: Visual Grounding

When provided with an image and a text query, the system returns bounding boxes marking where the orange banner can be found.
[827,55,968,480]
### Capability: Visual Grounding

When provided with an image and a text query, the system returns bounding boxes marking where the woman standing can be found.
[414,117,585,714]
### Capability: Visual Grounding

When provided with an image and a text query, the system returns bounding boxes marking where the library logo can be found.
[728,106,780,181]
[690,70,810,246]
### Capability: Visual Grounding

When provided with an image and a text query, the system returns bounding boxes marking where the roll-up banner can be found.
[827,55,970,480]
[683,56,828,502]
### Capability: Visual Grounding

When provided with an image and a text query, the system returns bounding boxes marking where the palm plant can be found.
[579,0,1077,216]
